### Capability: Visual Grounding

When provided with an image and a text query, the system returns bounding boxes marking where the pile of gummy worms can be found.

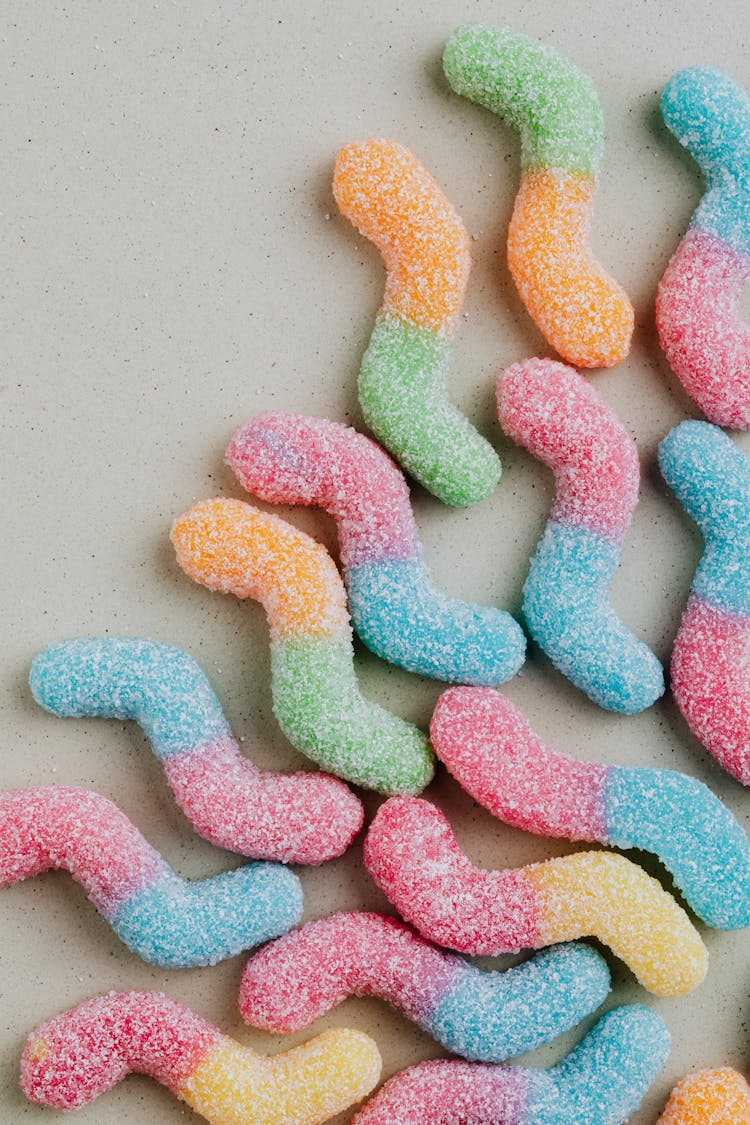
[10,21,750,1125]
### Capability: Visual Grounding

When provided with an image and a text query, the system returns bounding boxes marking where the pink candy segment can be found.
[21,992,220,1108]
[351,1061,532,1124]
[499,358,638,542]
[239,912,456,1031]
[431,688,609,841]
[657,229,750,428]
[364,797,540,954]
[671,597,750,785]
[0,786,162,916]
[227,413,421,568]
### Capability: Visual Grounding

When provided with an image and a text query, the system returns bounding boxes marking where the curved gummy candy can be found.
[21,990,380,1124]
[171,498,434,794]
[227,413,525,685]
[29,637,363,866]
[659,421,750,784]
[364,797,707,997]
[657,1068,750,1124]
[351,1005,669,1125]
[498,358,664,712]
[657,67,750,428]
[443,24,633,369]
[333,137,502,507]
[0,787,302,968]
[239,911,610,1064]
[431,686,750,928]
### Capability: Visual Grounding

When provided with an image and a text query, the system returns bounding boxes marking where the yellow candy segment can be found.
[658,1068,750,1124]
[333,138,470,333]
[171,498,351,642]
[526,851,708,997]
[508,169,634,368]
[182,1029,381,1125]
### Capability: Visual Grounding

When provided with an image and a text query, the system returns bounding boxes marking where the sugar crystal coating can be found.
[239,911,610,1063]
[364,796,707,996]
[333,138,502,506]
[29,637,363,866]
[171,497,434,794]
[657,67,750,427]
[657,1067,750,1124]
[432,686,750,928]
[21,990,381,1123]
[351,1005,669,1125]
[0,786,302,967]
[443,24,633,368]
[228,412,525,685]
[498,358,664,712]
[659,420,750,784]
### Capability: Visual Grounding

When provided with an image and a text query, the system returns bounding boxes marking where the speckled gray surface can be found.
[3,1,750,1122]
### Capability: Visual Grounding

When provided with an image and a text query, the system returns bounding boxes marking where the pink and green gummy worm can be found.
[227,412,525,686]
[171,497,434,794]
[333,137,502,507]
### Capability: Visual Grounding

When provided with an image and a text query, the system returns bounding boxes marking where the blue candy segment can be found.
[522,521,664,713]
[29,638,231,760]
[658,421,750,614]
[548,1005,670,1125]
[347,559,526,686]
[430,943,610,1063]
[606,766,750,929]
[111,863,303,969]
[662,66,750,256]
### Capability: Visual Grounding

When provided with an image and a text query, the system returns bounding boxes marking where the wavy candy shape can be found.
[171,498,434,794]
[443,24,633,369]
[0,787,302,968]
[21,990,381,1124]
[333,137,501,506]
[657,67,750,427]
[364,797,707,997]
[657,1068,750,1124]
[431,686,750,928]
[239,911,610,1063]
[498,358,664,712]
[659,421,750,784]
[227,413,525,685]
[29,637,363,866]
[351,1005,669,1125]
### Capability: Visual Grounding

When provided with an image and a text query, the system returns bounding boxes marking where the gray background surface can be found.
[3,1,750,1121]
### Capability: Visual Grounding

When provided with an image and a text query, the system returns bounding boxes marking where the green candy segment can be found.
[443,24,603,178]
[360,314,502,508]
[271,635,435,795]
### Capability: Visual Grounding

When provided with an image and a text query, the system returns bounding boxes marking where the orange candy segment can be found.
[658,1068,750,1124]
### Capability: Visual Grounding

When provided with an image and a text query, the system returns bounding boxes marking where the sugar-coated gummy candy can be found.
[21,990,381,1124]
[443,24,633,369]
[227,413,525,686]
[431,686,750,928]
[0,787,302,968]
[657,1068,750,1124]
[498,357,664,712]
[364,796,707,996]
[657,66,750,428]
[333,137,502,507]
[351,1005,670,1125]
[239,911,610,1064]
[659,421,750,785]
[171,498,434,794]
[29,637,363,866]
